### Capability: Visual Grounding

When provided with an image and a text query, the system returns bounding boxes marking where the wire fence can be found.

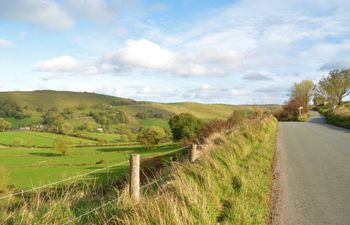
[61,175,170,225]
[0,146,188,201]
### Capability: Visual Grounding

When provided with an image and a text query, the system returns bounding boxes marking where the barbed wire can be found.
[0,146,189,201]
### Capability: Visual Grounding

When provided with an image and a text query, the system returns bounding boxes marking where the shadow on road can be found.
[307,111,350,133]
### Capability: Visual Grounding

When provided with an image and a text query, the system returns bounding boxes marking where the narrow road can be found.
[275,112,350,225]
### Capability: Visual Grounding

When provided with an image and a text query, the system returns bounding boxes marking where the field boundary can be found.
[62,175,170,225]
[0,146,188,201]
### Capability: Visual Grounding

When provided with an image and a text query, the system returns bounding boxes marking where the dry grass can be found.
[326,106,350,129]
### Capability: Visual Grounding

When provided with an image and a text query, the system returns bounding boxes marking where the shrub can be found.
[169,113,203,142]
[274,96,307,121]
[137,126,167,150]
[54,137,74,156]
[96,160,105,164]
[120,134,129,142]
[13,138,24,147]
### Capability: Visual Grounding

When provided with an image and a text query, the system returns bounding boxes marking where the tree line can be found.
[275,69,350,121]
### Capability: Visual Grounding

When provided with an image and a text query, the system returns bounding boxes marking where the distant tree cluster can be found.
[0,100,25,119]
[275,80,314,121]
[314,69,350,107]
[90,110,128,129]
[275,69,350,121]
[0,118,12,132]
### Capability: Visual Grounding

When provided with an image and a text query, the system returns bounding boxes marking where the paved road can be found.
[275,112,350,225]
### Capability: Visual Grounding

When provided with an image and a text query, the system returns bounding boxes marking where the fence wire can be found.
[0,146,188,201]
[61,175,170,225]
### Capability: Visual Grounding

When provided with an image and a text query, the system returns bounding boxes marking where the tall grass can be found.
[0,167,8,196]
[0,116,277,225]
[325,106,350,129]
[101,116,277,225]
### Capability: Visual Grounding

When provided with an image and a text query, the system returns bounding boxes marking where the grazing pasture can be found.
[0,131,97,147]
[139,118,170,130]
[0,143,181,189]
[75,132,122,143]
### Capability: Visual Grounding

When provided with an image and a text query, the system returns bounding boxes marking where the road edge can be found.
[268,124,282,225]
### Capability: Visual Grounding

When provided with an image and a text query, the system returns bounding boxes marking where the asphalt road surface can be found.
[275,112,350,225]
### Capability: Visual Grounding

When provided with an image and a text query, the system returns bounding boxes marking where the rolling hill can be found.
[0,90,278,130]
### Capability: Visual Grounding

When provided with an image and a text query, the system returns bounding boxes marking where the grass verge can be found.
[0,116,277,224]
[324,106,350,129]
[101,116,277,225]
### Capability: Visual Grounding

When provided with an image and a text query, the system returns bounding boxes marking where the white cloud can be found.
[0,39,13,47]
[0,0,74,29]
[101,39,241,76]
[35,55,101,75]
[35,55,81,73]
[117,39,175,70]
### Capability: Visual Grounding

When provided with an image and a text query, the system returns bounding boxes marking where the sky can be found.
[0,0,349,104]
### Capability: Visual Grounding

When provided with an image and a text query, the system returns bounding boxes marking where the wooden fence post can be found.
[129,154,140,203]
[189,143,197,162]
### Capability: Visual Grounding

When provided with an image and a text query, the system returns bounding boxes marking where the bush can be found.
[54,137,74,156]
[0,118,12,132]
[13,138,24,147]
[120,134,129,142]
[274,96,307,121]
[169,113,203,142]
[137,126,167,150]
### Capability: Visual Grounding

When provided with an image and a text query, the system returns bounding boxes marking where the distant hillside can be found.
[0,90,135,110]
[0,90,278,131]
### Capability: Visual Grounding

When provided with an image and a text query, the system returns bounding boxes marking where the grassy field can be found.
[0,113,277,224]
[139,118,170,130]
[75,132,122,143]
[0,143,181,189]
[0,131,97,147]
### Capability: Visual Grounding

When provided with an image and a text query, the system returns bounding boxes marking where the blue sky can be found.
[0,0,349,104]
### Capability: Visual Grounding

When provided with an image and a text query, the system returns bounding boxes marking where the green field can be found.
[0,143,181,189]
[75,132,122,143]
[0,131,97,147]
[139,118,170,130]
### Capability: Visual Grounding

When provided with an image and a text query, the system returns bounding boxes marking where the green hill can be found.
[0,90,277,131]
[0,90,135,110]
[0,90,241,120]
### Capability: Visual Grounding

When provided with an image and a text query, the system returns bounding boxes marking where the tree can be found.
[43,110,64,133]
[290,80,314,110]
[61,122,74,135]
[317,69,350,106]
[54,137,74,156]
[137,126,167,150]
[168,113,203,141]
[0,118,11,132]
[0,100,25,119]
